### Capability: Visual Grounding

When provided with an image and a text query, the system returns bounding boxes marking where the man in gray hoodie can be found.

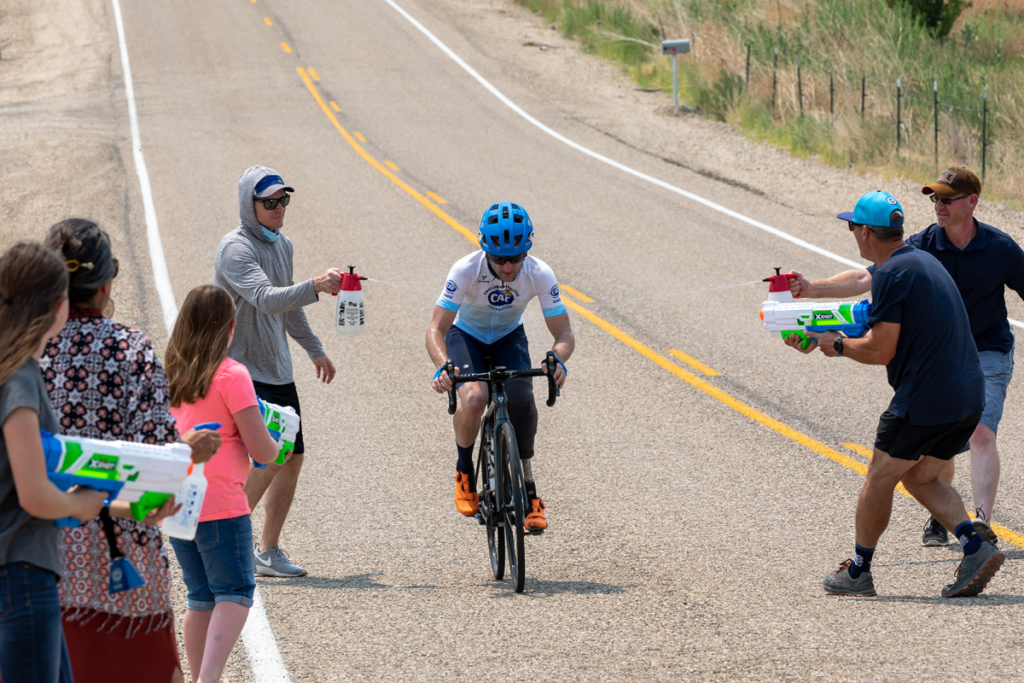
[214,165,341,577]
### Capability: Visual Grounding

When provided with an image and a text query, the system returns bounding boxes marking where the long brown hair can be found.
[0,243,69,386]
[44,219,118,304]
[165,285,236,408]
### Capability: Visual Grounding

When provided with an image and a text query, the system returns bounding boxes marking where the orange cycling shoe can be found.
[455,471,479,516]
[525,498,547,533]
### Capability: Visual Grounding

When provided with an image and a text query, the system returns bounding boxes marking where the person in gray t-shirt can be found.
[214,166,341,577]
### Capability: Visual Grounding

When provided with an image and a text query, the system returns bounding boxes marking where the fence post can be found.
[982,91,988,181]
[933,79,939,170]
[746,43,751,85]
[861,75,866,120]
[830,71,834,119]
[772,47,778,113]
[896,77,901,155]
[797,59,803,116]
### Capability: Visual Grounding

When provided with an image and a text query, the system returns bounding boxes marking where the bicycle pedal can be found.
[474,512,485,525]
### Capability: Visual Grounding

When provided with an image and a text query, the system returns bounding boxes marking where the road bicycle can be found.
[445,351,559,593]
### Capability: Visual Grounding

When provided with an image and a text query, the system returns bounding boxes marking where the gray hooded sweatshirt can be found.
[214,165,324,385]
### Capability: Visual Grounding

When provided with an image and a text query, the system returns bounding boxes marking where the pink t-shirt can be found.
[170,357,258,522]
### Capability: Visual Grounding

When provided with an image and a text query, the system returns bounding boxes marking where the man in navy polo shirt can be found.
[786,191,1003,598]
[788,167,1024,547]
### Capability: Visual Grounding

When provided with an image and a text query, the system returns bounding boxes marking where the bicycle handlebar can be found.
[446,351,561,415]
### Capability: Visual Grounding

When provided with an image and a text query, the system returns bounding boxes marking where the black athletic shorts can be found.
[874,411,981,462]
[251,380,304,455]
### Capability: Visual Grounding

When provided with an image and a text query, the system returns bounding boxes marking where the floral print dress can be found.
[40,308,178,635]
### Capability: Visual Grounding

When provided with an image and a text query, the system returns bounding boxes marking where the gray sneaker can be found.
[921,516,948,547]
[942,541,1005,598]
[823,559,877,596]
[254,545,308,577]
[973,510,999,545]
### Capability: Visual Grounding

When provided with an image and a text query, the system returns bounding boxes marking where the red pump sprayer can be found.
[333,265,366,336]
[762,267,795,303]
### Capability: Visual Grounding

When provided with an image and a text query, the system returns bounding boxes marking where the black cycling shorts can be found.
[251,380,304,455]
[874,411,981,462]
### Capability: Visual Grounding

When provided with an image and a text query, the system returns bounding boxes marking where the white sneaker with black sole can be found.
[254,545,307,577]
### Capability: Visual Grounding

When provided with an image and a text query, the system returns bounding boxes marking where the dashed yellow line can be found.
[264,16,272,26]
[559,284,593,303]
[425,191,447,204]
[281,42,292,54]
[667,349,720,376]
[308,67,320,81]
[330,101,341,112]
[353,131,367,142]
[383,160,401,172]
[295,65,1024,550]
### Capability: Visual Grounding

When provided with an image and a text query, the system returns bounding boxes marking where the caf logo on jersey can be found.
[549,285,560,298]
[445,280,458,293]
[488,290,515,306]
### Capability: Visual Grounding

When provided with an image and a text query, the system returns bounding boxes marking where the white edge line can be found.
[383,0,1024,332]
[379,0,865,271]
[109,1,292,681]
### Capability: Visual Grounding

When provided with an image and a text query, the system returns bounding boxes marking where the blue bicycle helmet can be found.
[478,202,534,256]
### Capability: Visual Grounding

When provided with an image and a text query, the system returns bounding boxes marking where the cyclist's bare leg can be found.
[454,381,489,449]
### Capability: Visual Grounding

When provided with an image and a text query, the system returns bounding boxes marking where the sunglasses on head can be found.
[930,194,968,205]
[487,253,526,265]
[256,194,291,210]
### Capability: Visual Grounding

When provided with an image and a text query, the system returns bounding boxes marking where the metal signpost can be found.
[661,39,691,109]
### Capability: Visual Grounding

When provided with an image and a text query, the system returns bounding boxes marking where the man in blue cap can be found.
[786,191,1004,598]
[788,168,1024,548]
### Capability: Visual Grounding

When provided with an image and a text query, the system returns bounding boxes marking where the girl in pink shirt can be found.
[165,285,279,683]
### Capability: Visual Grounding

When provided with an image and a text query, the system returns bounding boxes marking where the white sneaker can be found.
[254,545,307,577]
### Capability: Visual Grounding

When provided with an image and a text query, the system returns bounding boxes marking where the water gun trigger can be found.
[193,422,221,431]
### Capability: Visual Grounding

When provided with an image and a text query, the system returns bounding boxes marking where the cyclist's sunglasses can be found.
[256,194,291,210]
[487,253,527,265]
[929,194,969,205]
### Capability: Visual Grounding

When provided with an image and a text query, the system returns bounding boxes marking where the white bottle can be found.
[764,267,795,303]
[335,265,365,336]
[161,462,207,541]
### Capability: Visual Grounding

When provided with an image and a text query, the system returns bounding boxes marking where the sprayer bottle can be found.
[335,265,366,336]
[763,267,795,303]
[161,461,207,541]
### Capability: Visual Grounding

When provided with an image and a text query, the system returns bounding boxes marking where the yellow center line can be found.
[264,16,272,26]
[309,67,320,81]
[281,42,292,54]
[425,191,447,204]
[353,131,367,142]
[295,66,1024,550]
[383,160,401,172]
[559,284,593,303]
[667,349,720,376]
[329,101,341,112]
[297,68,477,244]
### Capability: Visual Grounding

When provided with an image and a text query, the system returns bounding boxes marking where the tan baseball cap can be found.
[922,166,981,198]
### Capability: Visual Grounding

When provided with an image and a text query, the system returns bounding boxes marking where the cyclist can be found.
[427,202,574,533]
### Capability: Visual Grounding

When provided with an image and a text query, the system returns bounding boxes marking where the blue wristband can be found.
[433,367,444,380]
[551,358,566,375]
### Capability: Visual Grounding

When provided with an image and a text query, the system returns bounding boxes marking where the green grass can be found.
[516,0,1024,206]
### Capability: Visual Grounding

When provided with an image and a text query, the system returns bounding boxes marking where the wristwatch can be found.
[833,336,844,355]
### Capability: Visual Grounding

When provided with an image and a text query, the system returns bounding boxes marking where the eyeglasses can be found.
[930,194,968,205]
[487,253,526,265]
[256,195,291,210]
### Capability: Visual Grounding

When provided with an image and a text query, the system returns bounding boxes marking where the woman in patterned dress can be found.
[40,219,220,683]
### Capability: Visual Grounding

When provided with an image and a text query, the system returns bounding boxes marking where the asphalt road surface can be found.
[4,0,1024,680]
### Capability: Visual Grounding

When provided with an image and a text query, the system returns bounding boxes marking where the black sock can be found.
[956,521,982,555]
[525,480,537,500]
[849,544,874,578]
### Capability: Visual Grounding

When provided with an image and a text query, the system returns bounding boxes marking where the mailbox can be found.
[661,39,690,55]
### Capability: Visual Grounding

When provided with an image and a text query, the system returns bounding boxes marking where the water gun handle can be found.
[47,472,124,527]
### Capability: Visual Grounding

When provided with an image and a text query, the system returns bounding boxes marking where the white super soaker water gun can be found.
[759,268,872,351]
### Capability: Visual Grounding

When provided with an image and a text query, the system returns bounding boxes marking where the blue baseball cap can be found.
[254,174,295,198]
[837,191,904,228]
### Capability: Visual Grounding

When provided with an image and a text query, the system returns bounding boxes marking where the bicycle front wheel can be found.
[496,421,526,593]
[478,412,504,580]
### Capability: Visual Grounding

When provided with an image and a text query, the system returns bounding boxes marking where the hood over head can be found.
[238,165,293,242]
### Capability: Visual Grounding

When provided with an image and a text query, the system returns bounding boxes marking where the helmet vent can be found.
[514,235,522,247]
[490,235,500,247]
[488,216,499,225]
[502,207,509,219]
[511,203,521,211]
[513,214,523,223]
[489,204,499,212]
[503,229,510,245]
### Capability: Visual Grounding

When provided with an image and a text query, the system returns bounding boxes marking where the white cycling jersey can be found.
[436,250,567,344]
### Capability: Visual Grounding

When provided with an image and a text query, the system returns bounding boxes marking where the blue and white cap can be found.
[254,174,295,198]
[837,191,904,228]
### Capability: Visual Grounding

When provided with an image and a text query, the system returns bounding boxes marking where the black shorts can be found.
[251,381,304,455]
[874,411,981,461]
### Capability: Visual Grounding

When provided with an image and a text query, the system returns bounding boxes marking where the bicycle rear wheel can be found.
[496,422,526,593]
[478,412,504,580]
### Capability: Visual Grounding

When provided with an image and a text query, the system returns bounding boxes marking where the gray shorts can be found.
[959,346,1015,453]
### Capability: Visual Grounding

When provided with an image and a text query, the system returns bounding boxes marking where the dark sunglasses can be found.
[487,253,526,265]
[256,194,291,210]
[930,194,968,205]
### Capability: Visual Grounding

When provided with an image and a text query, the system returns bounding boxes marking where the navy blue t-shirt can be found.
[869,221,1024,353]
[868,246,984,425]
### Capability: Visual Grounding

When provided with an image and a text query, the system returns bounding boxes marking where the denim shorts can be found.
[170,515,256,610]
[0,563,73,682]
[978,347,1015,434]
